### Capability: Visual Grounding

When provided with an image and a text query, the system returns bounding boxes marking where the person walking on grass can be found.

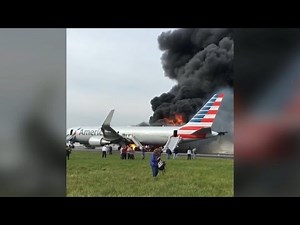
[187,146,192,160]
[150,148,161,178]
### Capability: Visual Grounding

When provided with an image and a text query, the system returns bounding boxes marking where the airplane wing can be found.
[103,109,114,127]
[101,109,122,141]
[100,109,143,147]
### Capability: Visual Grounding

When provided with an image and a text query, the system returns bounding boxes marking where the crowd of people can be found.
[66,144,197,161]
[119,145,136,160]
[66,143,198,178]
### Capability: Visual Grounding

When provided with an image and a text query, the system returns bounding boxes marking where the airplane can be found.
[66,93,227,152]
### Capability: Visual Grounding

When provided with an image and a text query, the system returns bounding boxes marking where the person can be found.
[187,146,192,160]
[140,145,145,159]
[127,145,133,160]
[118,145,122,159]
[121,145,127,160]
[173,146,179,159]
[66,145,71,160]
[102,145,107,158]
[145,145,150,152]
[166,147,172,160]
[192,147,197,159]
[159,146,164,155]
[150,148,161,178]
[131,147,136,160]
[108,145,113,155]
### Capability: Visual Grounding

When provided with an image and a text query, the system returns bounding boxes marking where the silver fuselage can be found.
[68,125,218,146]
[70,126,180,145]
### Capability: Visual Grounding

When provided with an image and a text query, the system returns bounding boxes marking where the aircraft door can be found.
[173,130,178,137]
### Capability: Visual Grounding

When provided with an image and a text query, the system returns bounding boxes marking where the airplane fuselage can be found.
[69,125,218,146]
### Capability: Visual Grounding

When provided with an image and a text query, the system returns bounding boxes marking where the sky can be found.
[67,29,176,128]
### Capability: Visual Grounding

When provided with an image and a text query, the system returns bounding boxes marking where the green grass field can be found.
[67,151,233,197]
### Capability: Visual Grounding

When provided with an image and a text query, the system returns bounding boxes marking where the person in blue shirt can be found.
[150,148,161,177]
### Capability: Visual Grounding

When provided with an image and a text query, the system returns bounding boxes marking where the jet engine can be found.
[88,136,111,146]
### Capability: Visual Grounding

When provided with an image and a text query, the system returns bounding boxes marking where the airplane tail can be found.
[179,93,224,133]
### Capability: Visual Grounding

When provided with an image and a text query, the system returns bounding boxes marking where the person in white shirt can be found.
[102,145,107,158]
[187,146,192,160]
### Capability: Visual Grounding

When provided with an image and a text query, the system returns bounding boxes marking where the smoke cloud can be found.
[149,28,233,125]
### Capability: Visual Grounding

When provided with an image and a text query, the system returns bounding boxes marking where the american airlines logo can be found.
[78,129,102,135]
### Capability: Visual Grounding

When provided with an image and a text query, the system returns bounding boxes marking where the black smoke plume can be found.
[149,28,233,125]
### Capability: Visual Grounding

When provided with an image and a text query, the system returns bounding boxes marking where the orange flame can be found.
[129,144,137,150]
[164,114,185,125]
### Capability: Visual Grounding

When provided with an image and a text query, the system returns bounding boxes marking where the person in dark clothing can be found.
[66,146,71,160]
[140,145,145,159]
[173,146,179,159]
[121,145,127,160]
[166,147,172,159]
[150,148,161,177]
[108,145,112,155]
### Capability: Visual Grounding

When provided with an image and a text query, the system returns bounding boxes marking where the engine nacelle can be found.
[88,136,111,146]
